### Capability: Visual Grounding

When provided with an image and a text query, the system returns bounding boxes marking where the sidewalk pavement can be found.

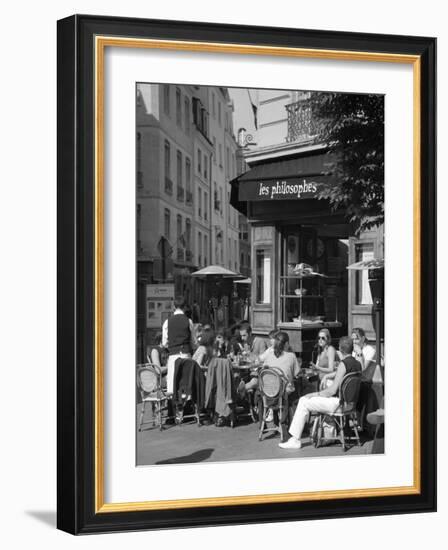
[136,404,375,466]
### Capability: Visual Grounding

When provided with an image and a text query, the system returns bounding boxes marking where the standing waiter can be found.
[162,296,197,394]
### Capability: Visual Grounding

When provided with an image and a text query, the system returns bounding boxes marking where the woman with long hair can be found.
[310,328,337,380]
[238,331,300,395]
[146,331,168,374]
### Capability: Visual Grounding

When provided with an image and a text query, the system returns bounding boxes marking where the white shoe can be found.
[266,408,274,422]
[279,437,302,450]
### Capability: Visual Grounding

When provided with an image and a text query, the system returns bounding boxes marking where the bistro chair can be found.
[312,372,362,451]
[257,367,289,442]
[136,363,169,432]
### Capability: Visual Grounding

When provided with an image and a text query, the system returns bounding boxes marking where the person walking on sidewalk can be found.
[162,296,197,394]
[279,336,361,450]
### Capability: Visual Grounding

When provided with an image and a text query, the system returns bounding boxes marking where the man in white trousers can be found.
[279,336,361,450]
[162,296,197,394]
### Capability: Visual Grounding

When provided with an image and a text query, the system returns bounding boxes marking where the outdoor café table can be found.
[297,367,319,397]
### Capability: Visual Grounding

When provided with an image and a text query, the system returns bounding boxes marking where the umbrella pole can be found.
[375,308,381,372]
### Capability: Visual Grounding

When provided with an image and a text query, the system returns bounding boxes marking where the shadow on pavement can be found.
[155,448,214,464]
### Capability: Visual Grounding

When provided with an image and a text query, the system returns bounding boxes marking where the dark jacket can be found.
[204,357,234,417]
[173,358,206,409]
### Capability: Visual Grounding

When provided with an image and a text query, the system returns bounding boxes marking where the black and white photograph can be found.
[135,84,385,466]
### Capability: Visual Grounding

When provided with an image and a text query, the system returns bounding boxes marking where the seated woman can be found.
[228,323,243,356]
[192,332,215,368]
[310,328,337,381]
[146,331,168,376]
[238,331,300,394]
[214,330,231,358]
[259,329,278,363]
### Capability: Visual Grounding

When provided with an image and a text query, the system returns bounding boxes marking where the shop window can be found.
[355,242,374,305]
[255,248,271,304]
[279,226,342,323]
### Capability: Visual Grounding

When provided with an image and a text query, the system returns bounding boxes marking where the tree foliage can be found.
[310,92,384,231]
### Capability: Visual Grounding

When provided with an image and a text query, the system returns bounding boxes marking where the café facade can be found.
[231,142,384,358]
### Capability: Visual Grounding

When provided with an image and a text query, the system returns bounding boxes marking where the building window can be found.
[136,132,143,189]
[212,137,217,164]
[184,97,190,134]
[355,242,374,305]
[228,238,231,269]
[241,252,244,267]
[219,187,223,216]
[177,214,182,247]
[176,150,184,201]
[234,239,238,271]
[219,144,223,168]
[197,148,201,174]
[192,97,208,138]
[198,231,202,266]
[198,188,202,218]
[163,84,170,115]
[256,248,271,304]
[204,191,208,221]
[204,154,208,181]
[214,182,219,212]
[185,158,192,204]
[204,234,208,265]
[137,203,142,252]
[164,140,172,194]
[175,87,182,127]
[185,218,191,248]
[164,208,170,240]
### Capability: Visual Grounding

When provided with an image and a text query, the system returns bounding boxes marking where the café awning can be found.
[230,151,334,214]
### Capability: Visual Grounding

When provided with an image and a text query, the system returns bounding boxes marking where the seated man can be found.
[279,336,361,450]
[239,322,267,358]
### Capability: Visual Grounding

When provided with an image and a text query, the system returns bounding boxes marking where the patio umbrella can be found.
[234,277,251,284]
[346,258,384,271]
[191,265,243,278]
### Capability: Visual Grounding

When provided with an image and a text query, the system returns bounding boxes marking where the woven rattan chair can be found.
[312,372,362,451]
[257,367,289,442]
[136,363,169,431]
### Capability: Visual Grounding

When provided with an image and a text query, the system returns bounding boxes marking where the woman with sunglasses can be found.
[310,328,336,381]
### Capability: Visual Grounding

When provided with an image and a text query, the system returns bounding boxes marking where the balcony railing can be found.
[165,177,173,195]
[285,100,319,143]
[177,185,185,201]
[186,190,193,205]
